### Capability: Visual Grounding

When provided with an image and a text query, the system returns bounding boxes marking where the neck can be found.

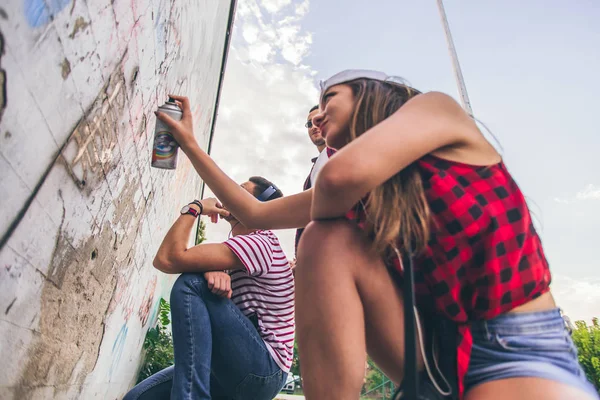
[317,143,326,153]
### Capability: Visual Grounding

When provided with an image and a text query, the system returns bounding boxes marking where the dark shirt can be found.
[294,148,336,254]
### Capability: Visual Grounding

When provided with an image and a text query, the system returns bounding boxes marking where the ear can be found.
[241,181,257,196]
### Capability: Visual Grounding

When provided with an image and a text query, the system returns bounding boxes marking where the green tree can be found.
[196,218,207,245]
[365,357,387,390]
[290,341,301,378]
[137,298,174,383]
[572,317,600,392]
[362,357,393,398]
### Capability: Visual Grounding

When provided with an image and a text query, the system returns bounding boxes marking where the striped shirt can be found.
[224,230,295,372]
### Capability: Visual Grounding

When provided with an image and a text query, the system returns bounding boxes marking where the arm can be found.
[181,142,313,229]
[153,203,243,274]
[156,95,312,230]
[312,92,487,219]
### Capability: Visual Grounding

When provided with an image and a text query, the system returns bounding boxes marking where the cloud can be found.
[278,26,312,65]
[248,42,274,63]
[202,0,317,257]
[551,274,600,323]
[242,23,260,43]
[235,0,313,66]
[553,184,600,204]
[261,0,293,14]
[575,184,600,200]
[294,0,310,17]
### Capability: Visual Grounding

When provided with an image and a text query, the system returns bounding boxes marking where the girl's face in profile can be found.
[314,84,354,150]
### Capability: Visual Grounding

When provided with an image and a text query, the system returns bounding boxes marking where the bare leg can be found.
[465,377,598,400]
[295,219,422,400]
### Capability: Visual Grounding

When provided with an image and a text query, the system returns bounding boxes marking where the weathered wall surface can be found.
[0,1,234,398]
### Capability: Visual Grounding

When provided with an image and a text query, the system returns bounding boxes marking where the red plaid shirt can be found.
[346,155,551,399]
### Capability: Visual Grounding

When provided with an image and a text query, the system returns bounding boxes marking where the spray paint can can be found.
[151,98,183,169]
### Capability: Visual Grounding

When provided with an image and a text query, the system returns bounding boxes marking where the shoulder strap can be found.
[393,249,455,400]
[402,249,419,399]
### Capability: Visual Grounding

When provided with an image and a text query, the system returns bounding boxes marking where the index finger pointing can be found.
[167,95,191,114]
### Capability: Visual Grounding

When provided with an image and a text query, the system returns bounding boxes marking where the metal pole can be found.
[436,0,473,116]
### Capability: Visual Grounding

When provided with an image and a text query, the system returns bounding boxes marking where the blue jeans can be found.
[124,274,287,400]
[466,308,599,398]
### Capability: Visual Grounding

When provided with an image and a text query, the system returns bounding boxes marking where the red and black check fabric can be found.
[346,154,551,399]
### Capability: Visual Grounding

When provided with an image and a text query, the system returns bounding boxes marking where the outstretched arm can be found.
[156,95,312,230]
[153,201,242,273]
[312,92,492,219]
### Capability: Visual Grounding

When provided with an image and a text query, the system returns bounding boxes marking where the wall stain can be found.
[60,58,71,80]
[11,55,149,398]
[5,297,17,314]
[2,1,236,397]
[14,178,147,398]
[60,59,127,192]
[68,16,90,39]
[130,66,139,88]
[0,30,6,123]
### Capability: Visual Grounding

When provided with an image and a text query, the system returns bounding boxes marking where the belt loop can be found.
[559,308,574,335]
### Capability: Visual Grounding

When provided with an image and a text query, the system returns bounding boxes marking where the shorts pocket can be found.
[235,370,284,400]
[494,331,573,353]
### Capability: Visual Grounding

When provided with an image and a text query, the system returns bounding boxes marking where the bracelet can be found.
[191,200,204,215]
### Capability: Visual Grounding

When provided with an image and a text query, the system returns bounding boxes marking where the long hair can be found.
[346,79,429,258]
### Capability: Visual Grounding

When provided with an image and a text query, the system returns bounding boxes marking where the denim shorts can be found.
[465,308,599,398]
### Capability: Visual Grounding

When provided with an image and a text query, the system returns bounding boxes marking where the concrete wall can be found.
[0,1,235,398]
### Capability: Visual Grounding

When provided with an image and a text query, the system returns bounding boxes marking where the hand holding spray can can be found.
[151,98,183,170]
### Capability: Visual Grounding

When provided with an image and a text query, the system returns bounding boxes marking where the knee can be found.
[170,273,209,304]
[298,220,343,258]
[296,219,364,272]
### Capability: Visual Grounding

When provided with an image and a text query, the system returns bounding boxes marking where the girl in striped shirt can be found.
[124,177,294,400]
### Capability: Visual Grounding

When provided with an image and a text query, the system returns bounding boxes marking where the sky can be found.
[204,0,600,322]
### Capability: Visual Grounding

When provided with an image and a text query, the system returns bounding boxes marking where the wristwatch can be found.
[180,200,203,218]
[190,200,204,214]
[180,204,199,218]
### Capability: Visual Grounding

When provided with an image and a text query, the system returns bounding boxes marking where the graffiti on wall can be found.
[0,0,235,398]
[60,58,127,191]
[10,55,150,398]
[0,31,6,123]
[138,275,158,327]
[109,323,129,379]
[24,0,71,28]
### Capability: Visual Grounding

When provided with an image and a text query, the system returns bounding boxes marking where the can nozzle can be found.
[168,96,176,103]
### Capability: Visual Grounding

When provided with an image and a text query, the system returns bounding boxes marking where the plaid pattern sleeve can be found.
[345,154,551,400]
